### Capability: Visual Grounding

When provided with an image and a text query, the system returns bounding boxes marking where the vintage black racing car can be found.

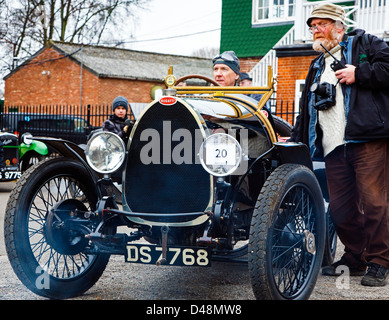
[4,67,334,300]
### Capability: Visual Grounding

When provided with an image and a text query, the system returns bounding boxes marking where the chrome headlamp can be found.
[199,133,242,177]
[21,132,34,145]
[85,131,126,174]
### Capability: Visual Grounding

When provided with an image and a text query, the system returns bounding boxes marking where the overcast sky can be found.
[0,0,222,98]
[125,0,222,56]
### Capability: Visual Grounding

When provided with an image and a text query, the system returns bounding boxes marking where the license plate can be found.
[0,171,22,180]
[125,243,211,267]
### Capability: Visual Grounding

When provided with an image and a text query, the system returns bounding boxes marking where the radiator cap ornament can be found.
[164,66,177,96]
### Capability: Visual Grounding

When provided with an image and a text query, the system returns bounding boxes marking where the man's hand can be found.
[335,64,356,85]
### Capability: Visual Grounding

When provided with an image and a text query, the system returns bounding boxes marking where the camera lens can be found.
[310,82,336,111]
[310,82,319,93]
[310,82,328,97]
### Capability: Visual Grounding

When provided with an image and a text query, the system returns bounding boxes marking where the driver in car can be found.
[212,51,273,119]
[211,51,273,206]
[212,51,240,86]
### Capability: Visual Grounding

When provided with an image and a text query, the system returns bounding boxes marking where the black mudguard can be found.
[33,136,101,184]
[273,142,313,171]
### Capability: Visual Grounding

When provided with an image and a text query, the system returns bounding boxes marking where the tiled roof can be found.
[52,42,213,81]
[5,42,213,82]
[220,0,293,57]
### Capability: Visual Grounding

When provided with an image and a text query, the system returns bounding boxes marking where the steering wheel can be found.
[175,74,220,87]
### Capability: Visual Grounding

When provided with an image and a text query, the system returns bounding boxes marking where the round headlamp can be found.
[85,131,126,174]
[199,133,242,177]
[21,132,34,145]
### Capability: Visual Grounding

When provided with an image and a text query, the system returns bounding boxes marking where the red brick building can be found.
[275,44,318,113]
[4,42,213,106]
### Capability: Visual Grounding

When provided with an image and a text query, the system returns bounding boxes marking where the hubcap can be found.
[304,230,316,255]
[45,199,89,255]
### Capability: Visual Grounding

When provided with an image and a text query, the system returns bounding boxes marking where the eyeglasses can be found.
[212,51,237,64]
[308,22,334,34]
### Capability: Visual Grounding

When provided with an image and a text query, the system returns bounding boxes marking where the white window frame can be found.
[294,79,305,120]
[252,0,295,25]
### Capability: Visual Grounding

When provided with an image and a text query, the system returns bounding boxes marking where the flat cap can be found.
[307,3,346,26]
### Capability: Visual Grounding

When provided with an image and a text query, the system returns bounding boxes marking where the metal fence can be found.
[0,100,298,144]
[272,99,298,127]
[0,104,139,145]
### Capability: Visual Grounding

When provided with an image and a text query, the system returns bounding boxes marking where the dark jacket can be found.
[102,114,128,139]
[290,29,389,160]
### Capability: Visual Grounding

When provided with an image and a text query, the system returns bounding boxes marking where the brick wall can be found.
[239,57,261,73]
[276,55,315,103]
[4,47,162,107]
[98,78,161,105]
[4,47,94,106]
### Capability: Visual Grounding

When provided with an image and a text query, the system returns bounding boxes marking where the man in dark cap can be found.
[290,2,389,286]
[239,72,253,87]
[212,51,240,86]
[239,72,272,115]
[239,72,263,101]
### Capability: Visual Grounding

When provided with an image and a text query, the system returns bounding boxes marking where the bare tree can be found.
[0,0,149,70]
[191,47,219,58]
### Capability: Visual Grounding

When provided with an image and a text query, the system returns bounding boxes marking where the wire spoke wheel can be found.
[249,164,325,300]
[4,158,110,299]
[270,185,317,297]
[29,176,93,279]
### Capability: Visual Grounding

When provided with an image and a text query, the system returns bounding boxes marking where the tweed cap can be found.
[307,3,346,27]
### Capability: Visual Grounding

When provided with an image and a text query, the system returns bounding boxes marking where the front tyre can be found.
[248,164,325,300]
[4,158,110,299]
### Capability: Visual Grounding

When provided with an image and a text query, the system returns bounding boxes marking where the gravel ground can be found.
[1,181,389,301]
[2,244,388,301]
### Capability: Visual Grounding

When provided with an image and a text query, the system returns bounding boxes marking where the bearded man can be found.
[289,3,389,287]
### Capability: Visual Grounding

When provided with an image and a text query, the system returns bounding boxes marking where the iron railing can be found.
[1,101,298,144]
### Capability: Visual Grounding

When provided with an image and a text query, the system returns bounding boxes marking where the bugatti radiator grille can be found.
[124,100,211,214]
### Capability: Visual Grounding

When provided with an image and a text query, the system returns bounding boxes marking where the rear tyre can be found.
[248,164,325,300]
[4,157,109,299]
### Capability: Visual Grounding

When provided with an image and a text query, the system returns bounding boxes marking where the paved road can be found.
[0,180,388,300]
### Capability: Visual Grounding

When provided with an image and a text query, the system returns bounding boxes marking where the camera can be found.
[310,81,336,111]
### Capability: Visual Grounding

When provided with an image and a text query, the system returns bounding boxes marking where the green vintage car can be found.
[0,132,48,181]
